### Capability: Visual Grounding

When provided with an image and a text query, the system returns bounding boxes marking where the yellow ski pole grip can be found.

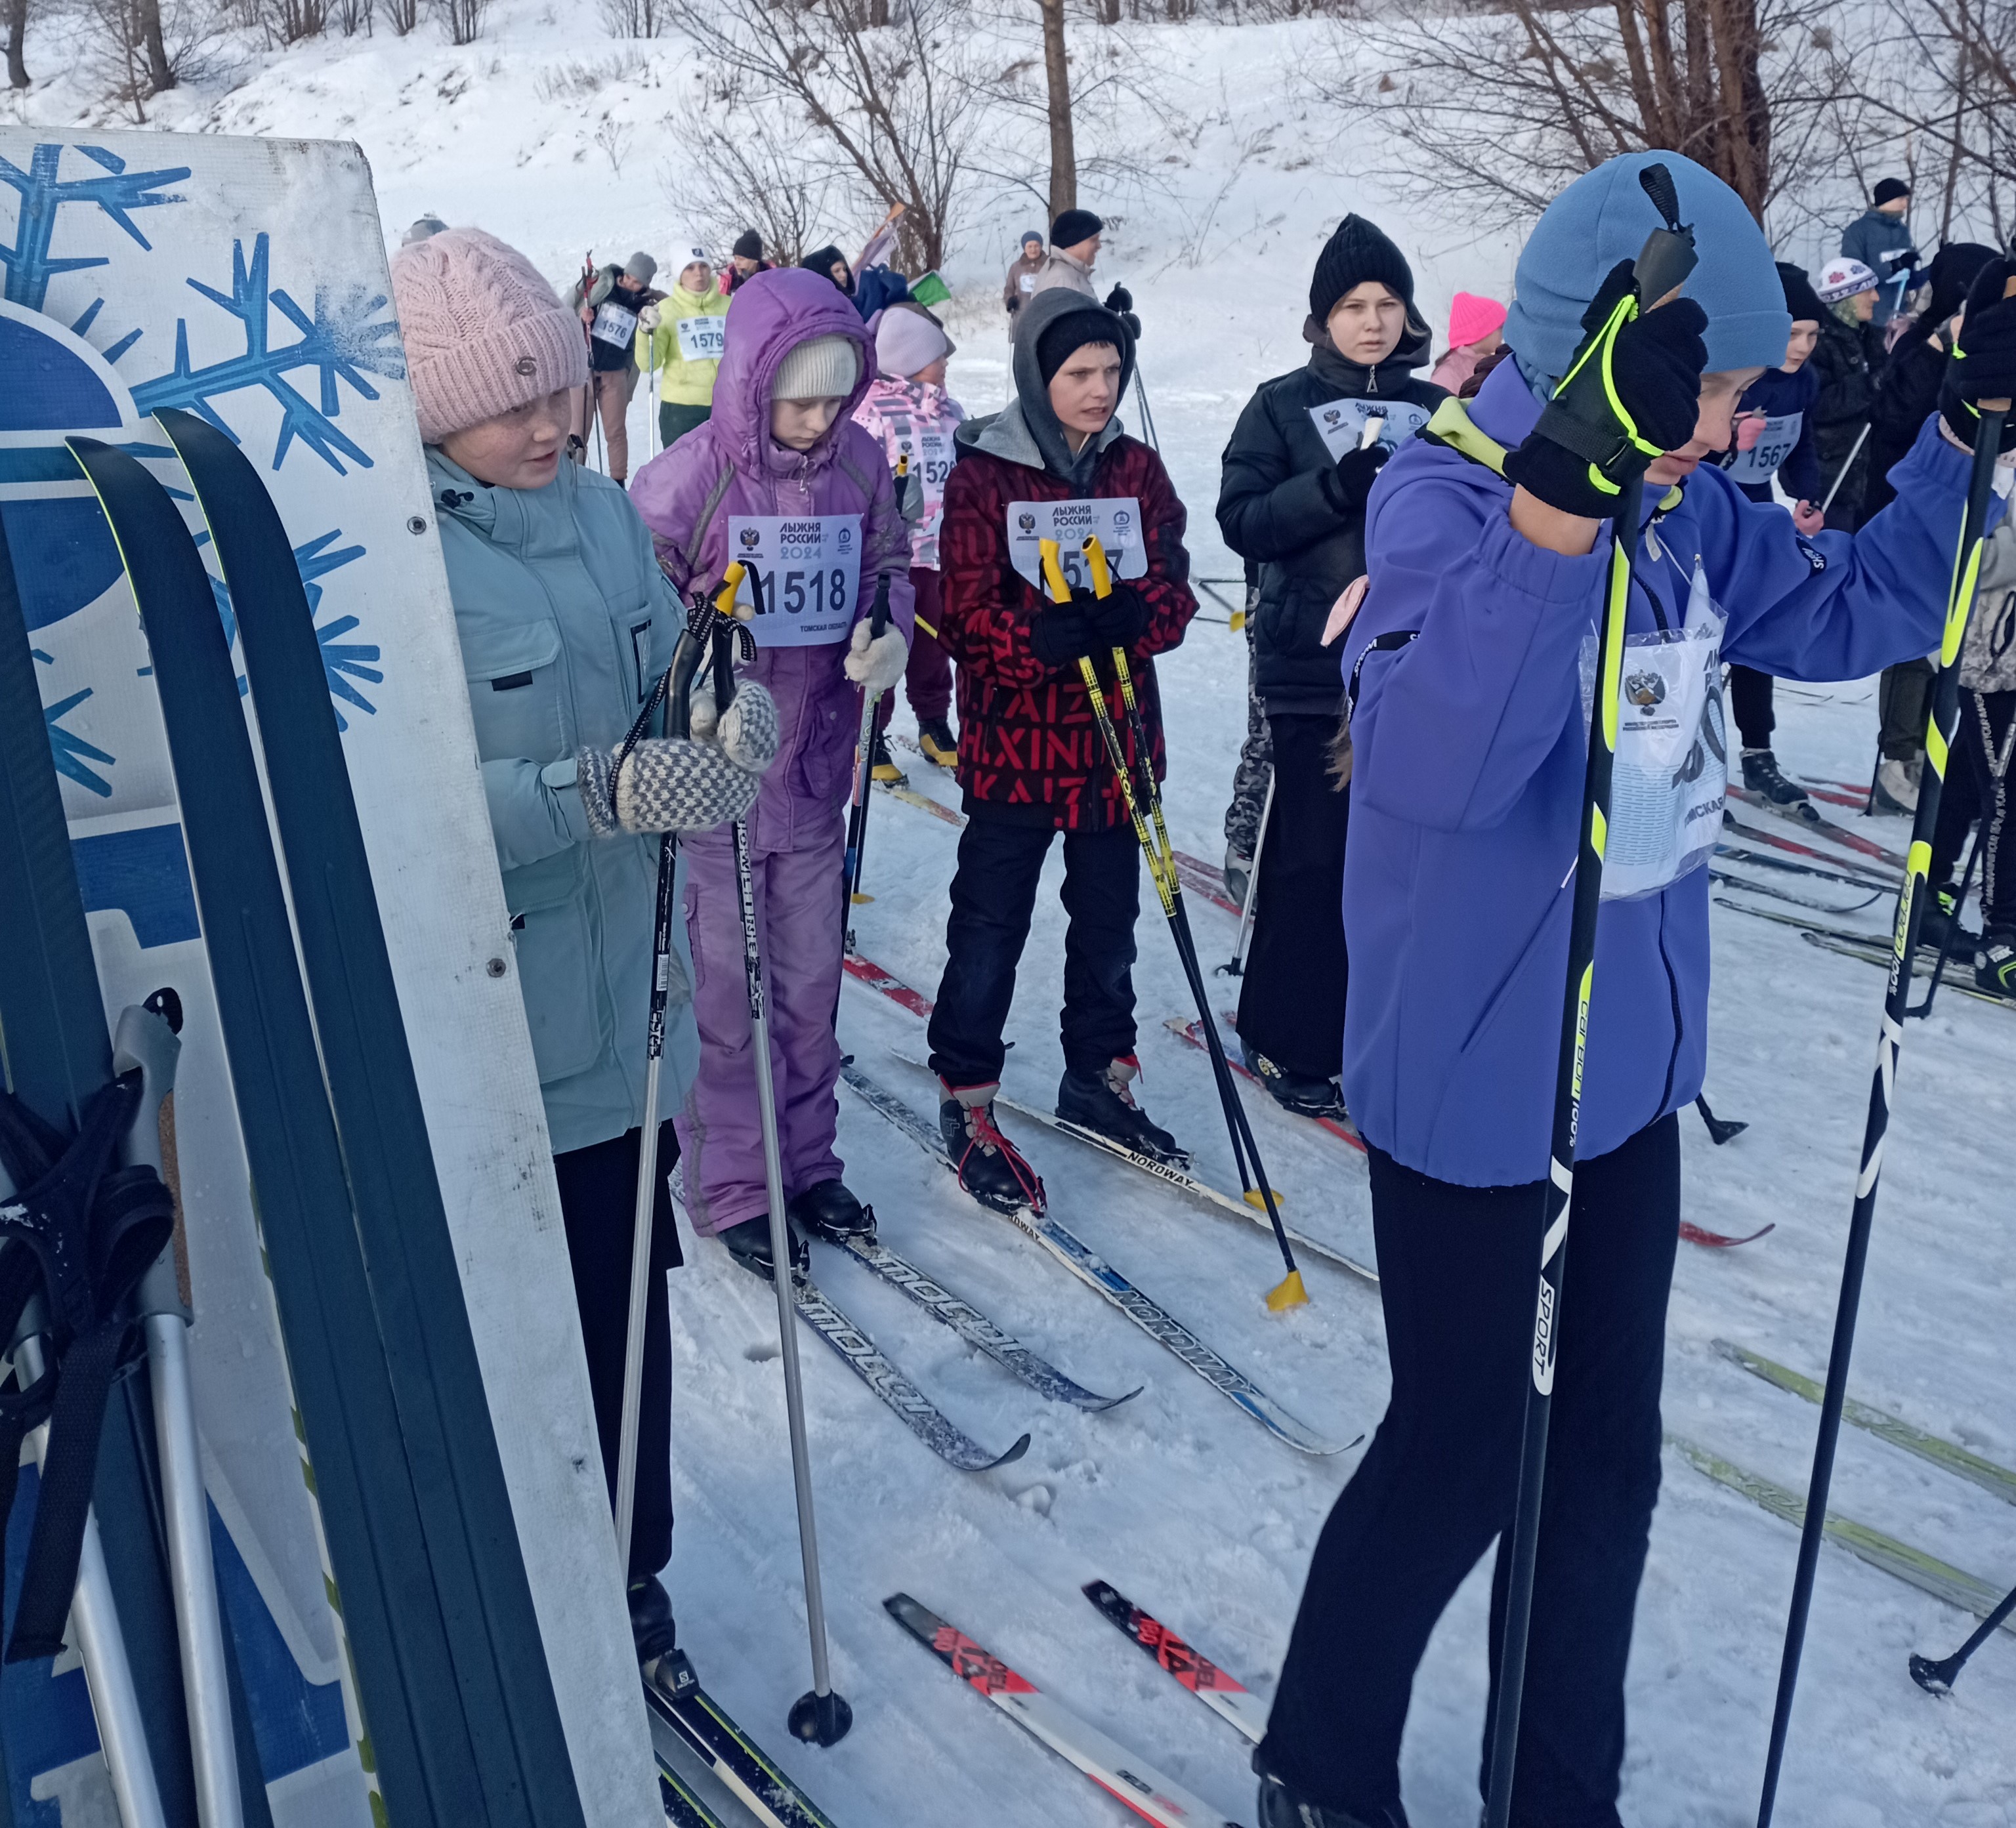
[1082,534,1113,599]
[1038,537,1072,605]
[713,560,746,619]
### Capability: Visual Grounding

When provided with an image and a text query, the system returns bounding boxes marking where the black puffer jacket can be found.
[1809,311,1881,529]
[1217,329,1444,717]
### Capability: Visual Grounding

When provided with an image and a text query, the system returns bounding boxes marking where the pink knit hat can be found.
[389,228,589,444]
[1446,290,1507,350]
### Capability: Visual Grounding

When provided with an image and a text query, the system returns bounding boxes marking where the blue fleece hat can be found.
[1503,152,1790,388]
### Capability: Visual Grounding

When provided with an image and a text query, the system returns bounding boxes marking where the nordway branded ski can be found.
[839,1064,1351,1456]
[1165,1018,1367,1155]
[789,1275,1030,1471]
[1798,929,2013,1010]
[1715,1340,2016,1506]
[1081,1581,1267,1744]
[885,1594,1246,1828]
[1708,867,1883,917]
[1667,1434,2016,1634]
[830,1234,1139,1411]
[1723,812,1899,884]
[929,1055,1380,1289]
[1717,841,1895,890]
[1726,783,1908,870]
[642,1661,842,1828]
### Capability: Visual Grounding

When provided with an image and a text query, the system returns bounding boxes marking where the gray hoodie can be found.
[955,286,1136,488]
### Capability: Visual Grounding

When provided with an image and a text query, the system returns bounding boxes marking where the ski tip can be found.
[992,1432,1034,1470]
[1680,1220,1776,1249]
[1089,1384,1147,1413]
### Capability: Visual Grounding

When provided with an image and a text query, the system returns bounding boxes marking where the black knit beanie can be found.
[733,229,763,260]
[1036,305,1127,386]
[802,244,849,280]
[1872,177,1911,207]
[1050,208,1104,249]
[1309,215,1414,325]
[1925,243,1997,327]
[1776,261,1827,327]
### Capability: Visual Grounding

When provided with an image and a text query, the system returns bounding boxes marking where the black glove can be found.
[1940,256,2016,453]
[1030,596,1099,668]
[1503,258,1709,518]
[1899,247,1923,271]
[1318,442,1391,515]
[1088,579,1150,649]
[1103,284,1133,314]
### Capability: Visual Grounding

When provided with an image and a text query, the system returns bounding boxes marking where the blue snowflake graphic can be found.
[201,526,381,729]
[131,234,406,476]
[0,142,188,313]
[33,650,117,797]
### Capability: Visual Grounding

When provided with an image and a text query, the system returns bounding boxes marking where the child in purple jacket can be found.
[1255,153,2015,1828]
[630,268,914,1277]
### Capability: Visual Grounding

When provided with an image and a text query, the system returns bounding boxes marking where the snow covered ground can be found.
[10,11,2016,1824]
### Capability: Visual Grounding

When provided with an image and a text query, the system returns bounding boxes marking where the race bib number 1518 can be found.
[724,514,862,648]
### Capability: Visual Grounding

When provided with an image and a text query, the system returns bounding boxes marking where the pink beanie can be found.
[1446,290,1507,350]
[389,228,589,444]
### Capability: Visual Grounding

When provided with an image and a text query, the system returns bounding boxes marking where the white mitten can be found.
[844,619,908,694]
[638,301,662,332]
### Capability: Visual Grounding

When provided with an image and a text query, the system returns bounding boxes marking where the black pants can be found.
[1929,688,2016,930]
[1236,713,1349,1079]
[929,812,1140,1087]
[660,401,711,449]
[1260,1114,1681,1828]
[554,1121,682,1581]
[1879,657,1936,761]
[1728,664,1776,749]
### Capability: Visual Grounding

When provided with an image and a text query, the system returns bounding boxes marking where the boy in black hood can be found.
[1214,213,1444,1118]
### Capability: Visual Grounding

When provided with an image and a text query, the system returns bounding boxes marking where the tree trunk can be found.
[1038,0,1076,220]
[140,0,174,91]
[5,0,28,89]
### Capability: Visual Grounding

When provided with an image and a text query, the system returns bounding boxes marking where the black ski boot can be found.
[938,1080,1045,1215]
[1740,747,1809,806]
[788,1178,875,1242]
[1240,1039,1349,1121]
[1057,1056,1190,1167]
[1977,928,2016,999]
[1255,1764,1408,1828]
[718,1214,808,1281]
[917,717,959,769]
[627,1573,679,1666]
[1918,886,1980,957]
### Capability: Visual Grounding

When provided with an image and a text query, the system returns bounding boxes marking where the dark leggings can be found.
[1260,1114,1681,1828]
[1729,663,1776,749]
[1929,687,2016,930]
[553,1121,682,1581]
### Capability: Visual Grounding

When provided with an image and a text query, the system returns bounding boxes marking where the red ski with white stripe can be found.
[1082,1581,1268,1745]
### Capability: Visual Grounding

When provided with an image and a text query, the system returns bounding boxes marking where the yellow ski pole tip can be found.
[1244,1187,1286,1211]
[1266,1270,1311,1313]
[849,892,874,905]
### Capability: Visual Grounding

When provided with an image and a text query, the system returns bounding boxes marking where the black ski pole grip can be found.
[1632,163,1698,302]
[868,571,891,640]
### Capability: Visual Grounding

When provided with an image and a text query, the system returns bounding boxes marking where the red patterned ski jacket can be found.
[936,437,1197,832]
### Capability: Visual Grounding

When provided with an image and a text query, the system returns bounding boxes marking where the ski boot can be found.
[938,1081,1045,1215]
[1255,1760,1408,1828]
[1874,755,1920,814]
[717,1213,808,1281]
[1916,884,1979,957]
[1740,747,1809,806]
[1240,1039,1348,1121]
[1224,842,1254,911]
[1977,928,2016,999]
[788,1178,875,1242]
[1057,1056,1190,1167]
[869,728,904,783]
[917,717,959,769]
[627,1573,679,1667]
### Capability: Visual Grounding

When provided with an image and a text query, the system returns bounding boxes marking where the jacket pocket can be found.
[503,848,606,1086]
[459,615,568,766]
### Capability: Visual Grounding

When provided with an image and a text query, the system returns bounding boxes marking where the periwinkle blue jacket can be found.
[1340,360,1992,1188]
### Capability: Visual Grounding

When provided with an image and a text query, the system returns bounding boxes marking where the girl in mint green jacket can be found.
[641,238,731,451]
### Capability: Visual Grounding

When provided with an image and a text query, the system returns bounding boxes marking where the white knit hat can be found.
[772,333,860,401]
[875,305,954,380]
[1816,257,1880,304]
[669,237,709,269]
[389,228,589,444]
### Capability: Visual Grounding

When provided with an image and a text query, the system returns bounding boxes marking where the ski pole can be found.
[1694,1092,1748,1144]
[705,568,852,1749]
[647,333,658,459]
[1223,766,1273,977]
[842,570,894,955]
[1907,822,1979,1020]
[1041,537,1305,1312]
[1909,1573,2016,1692]
[1755,274,2015,1828]
[612,589,713,1579]
[1484,164,1698,1828]
[1818,421,1871,518]
[1132,365,1160,454]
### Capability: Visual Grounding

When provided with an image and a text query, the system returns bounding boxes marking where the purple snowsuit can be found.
[1341,361,1995,1188]
[630,268,915,1234]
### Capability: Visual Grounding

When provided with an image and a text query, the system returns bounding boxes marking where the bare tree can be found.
[593,114,634,176]
[379,0,416,32]
[669,77,844,268]
[435,0,484,41]
[597,0,665,37]
[83,0,209,116]
[663,0,981,272]
[1320,0,1853,228]
[5,0,30,89]
[1038,0,1078,216]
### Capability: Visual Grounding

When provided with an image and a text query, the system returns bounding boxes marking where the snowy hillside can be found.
[9,10,2016,1827]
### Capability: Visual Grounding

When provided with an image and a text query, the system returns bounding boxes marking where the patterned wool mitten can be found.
[578,682,780,837]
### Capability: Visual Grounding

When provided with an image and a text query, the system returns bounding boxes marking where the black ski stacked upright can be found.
[63,421,585,1827]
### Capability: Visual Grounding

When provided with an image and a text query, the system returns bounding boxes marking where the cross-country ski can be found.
[7,85,2013,1828]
